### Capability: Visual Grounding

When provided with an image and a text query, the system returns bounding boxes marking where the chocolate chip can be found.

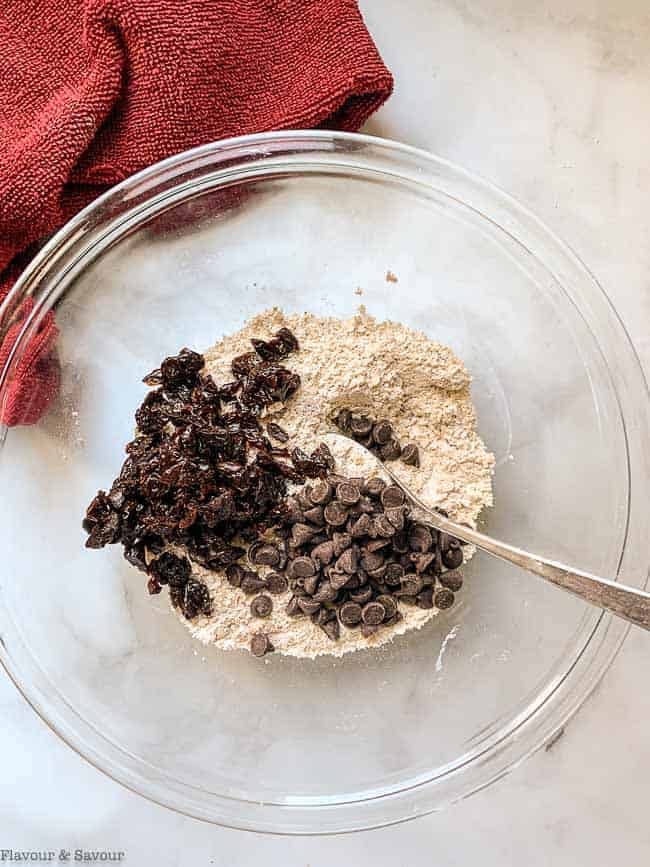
[286,595,302,617]
[308,532,329,546]
[302,575,319,596]
[416,588,434,609]
[442,547,464,569]
[362,601,386,625]
[400,443,420,466]
[435,588,455,609]
[366,538,391,553]
[350,513,372,538]
[225,563,244,587]
[303,506,325,526]
[266,572,289,595]
[324,501,348,526]
[251,633,274,657]
[311,607,332,626]
[321,618,340,641]
[334,408,352,431]
[356,433,374,449]
[384,562,405,586]
[309,481,332,505]
[266,422,289,443]
[349,586,373,605]
[380,439,402,461]
[372,420,393,445]
[336,482,361,506]
[297,488,314,510]
[384,612,403,628]
[311,541,335,567]
[297,597,321,615]
[361,623,380,638]
[408,524,433,553]
[336,547,358,574]
[312,580,337,603]
[291,523,317,546]
[374,515,396,538]
[413,552,436,573]
[290,556,316,578]
[398,575,423,596]
[241,571,266,594]
[440,570,463,592]
[361,551,385,573]
[339,601,363,627]
[381,485,405,509]
[384,506,406,531]
[251,543,281,566]
[250,594,273,618]
[391,530,409,553]
[330,570,350,591]
[332,532,352,557]
[327,473,348,487]
[375,594,398,620]
[363,477,386,498]
[438,532,451,552]
[350,415,373,437]
[399,595,418,606]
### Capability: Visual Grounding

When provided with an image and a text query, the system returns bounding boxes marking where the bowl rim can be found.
[1,129,649,834]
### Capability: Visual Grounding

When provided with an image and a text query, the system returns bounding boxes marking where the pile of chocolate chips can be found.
[241,473,465,654]
[82,328,333,619]
[333,409,419,466]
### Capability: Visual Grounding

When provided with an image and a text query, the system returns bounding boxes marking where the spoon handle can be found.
[380,462,650,631]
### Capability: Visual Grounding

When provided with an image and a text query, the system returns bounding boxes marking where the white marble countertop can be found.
[3,0,650,862]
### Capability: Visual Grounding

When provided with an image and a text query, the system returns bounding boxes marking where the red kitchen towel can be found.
[0,0,393,426]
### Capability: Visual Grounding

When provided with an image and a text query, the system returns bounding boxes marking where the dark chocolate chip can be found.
[349,586,373,605]
[350,513,372,538]
[339,601,363,627]
[330,570,350,591]
[241,571,266,594]
[291,523,317,546]
[372,420,393,445]
[312,580,337,603]
[381,485,405,509]
[335,408,352,431]
[408,524,433,553]
[324,501,348,527]
[332,532,352,557]
[366,538,391,553]
[251,633,274,657]
[266,572,289,595]
[363,477,387,498]
[321,618,340,641]
[250,594,273,618]
[290,556,316,578]
[374,515,396,538]
[297,597,321,615]
[361,623,380,638]
[398,575,424,596]
[442,547,464,569]
[310,481,332,505]
[384,562,405,586]
[336,547,358,574]
[384,506,406,531]
[435,588,455,609]
[440,570,463,592]
[380,439,402,461]
[416,588,434,609]
[375,594,398,620]
[350,415,373,437]
[303,506,325,526]
[311,540,335,567]
[400,443,420,466]
[413,552,436,573]
[361,551,385,573]
[362,601,386,625]
[336,481,361,506]
[251,543,281,566]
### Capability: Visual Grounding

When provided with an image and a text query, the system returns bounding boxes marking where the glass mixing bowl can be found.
[1,132,648,834]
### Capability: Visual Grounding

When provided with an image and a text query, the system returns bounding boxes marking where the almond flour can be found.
[179,307,494,658]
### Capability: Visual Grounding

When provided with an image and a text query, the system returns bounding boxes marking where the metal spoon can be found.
[330,434,650,631]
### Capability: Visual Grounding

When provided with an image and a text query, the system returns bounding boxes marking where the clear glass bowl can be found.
[1,131,648,834]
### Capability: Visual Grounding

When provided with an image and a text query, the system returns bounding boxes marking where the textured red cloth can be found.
[0,0,392,426]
